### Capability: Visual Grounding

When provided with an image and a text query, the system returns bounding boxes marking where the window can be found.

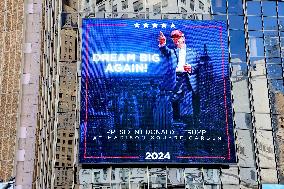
[133,0,143,12]
[181,7,187,19]
[122,0,128,10]
[98,4,105,12]
[162,0,168,8]
[68,140,72,145]
[181,0,186,4]
[68,148,72,153]
[113,4,118,17]
[153,3,161,16]
[190,0,195,11]
[199,1,204,11]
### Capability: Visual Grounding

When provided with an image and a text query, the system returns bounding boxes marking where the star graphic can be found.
[152,23,158,28]
[134,23,140,28]
[143,23,149,28]
[161,23,167,28]
[170,23,175,28]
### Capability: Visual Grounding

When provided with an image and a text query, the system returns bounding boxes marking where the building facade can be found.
[30,0,284,188]
[0,0,24,184]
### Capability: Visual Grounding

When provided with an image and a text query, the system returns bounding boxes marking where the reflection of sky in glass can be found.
[229,15,244,30]
[247,1,261,15]
[262,1,276,16]
[229,30,246,62]
[211,0,226,14]
[263,17,277,30]
[279,2,284,16]
[247,16,262,30]
[210,0,284,93]
[228,0,243,14]
[262,184,284,189]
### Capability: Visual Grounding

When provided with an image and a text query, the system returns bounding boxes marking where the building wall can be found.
[34,0,284,188]
[0,0,24,183]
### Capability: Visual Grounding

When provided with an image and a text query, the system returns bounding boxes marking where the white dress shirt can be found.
[176,45,187,72]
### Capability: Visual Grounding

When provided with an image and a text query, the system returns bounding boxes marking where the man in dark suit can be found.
[159,30,200,125]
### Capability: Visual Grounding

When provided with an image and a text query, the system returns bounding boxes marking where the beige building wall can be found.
[0,0,24,182]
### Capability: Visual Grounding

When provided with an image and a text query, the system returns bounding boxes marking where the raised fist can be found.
[159,31,166,46]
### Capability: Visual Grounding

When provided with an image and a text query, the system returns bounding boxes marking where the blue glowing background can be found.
[79,19,236,164]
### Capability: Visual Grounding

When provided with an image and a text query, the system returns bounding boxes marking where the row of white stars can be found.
[134,23,176,28]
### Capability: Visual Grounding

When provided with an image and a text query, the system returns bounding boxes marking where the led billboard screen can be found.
[79,19,236,164]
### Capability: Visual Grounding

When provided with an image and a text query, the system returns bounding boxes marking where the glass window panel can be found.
[266,58,281,64]
[256,130,276,169]
[262,1,276,16]
[203,169,221,184]
[129,168,147,184]
[247,1,261,16]
[248,31,263,38]
[167,168,184,186]
[228,0,243,15]
[160,13,181,19]
[268,79,284,93]
[265,36,280,57]
[212,14,227,21]
[280,37,284,49]
[267,64,283,79]
[250,63,266,78]
[263,17,277,30]
[239,167,258,187]
[279,17,284,31]
[254,113,272,130]
[202,14,213,20]
[230,30,246,62]
[221,167,239,185]
[229,15,244,30]
[251,78,271,114]
[222,185,240,189]
[232,78,250,113]
[247,16,262,31]
[236,129,256,167]
[184,168,203,184]
[231,62,248,78]
[234,112,252,130]
[149,168,167,188]
[111,168,129,183]
[249,37,264,57]
[260,168,278,183]
[278,2,284,17]
[211,0,226,14]
[263,31,278,37]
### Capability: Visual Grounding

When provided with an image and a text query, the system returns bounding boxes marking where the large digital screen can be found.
[79,19,236,164]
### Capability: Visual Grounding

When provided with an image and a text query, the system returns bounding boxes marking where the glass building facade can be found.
[31,0,284,188]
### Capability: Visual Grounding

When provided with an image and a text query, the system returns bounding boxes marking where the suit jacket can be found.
[159,45,200,93]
